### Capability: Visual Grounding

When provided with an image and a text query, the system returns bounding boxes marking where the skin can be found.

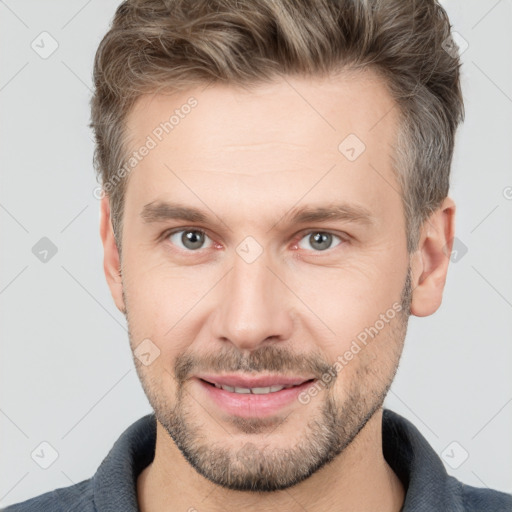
[99,70,455,512]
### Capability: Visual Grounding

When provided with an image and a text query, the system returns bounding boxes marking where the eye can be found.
[296,231,344,252]
[167,229,214,251]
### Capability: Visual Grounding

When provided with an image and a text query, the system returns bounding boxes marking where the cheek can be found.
[123,252,187,311]
[324,310,405,403]
[285,254,407,386]
[290,259,401,336]
[122,260,215,351]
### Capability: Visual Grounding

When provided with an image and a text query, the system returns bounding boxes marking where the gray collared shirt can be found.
[3,409,511,511]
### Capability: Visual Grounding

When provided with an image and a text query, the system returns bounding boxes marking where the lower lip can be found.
[196,378,316,418]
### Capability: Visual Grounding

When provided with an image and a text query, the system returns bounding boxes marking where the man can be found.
[4,0,511,511]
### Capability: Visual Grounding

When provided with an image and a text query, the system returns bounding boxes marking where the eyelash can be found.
[161,227,348,254]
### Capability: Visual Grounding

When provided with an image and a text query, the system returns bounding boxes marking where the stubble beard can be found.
[126,267,412,492]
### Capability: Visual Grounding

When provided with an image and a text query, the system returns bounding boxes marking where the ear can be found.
[409,197,456,317]
[99,196,126,314]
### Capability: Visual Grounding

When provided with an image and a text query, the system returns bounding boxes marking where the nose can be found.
[210,252,294,351]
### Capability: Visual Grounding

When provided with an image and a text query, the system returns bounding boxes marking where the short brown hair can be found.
[90,0,464,254]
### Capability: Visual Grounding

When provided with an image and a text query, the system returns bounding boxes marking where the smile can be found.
[195,377,317,418]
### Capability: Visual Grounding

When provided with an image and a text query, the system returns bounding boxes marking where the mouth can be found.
[199,378,315,394]
[194,375,317,418]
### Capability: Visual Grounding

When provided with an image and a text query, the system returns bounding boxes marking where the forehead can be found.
[122,70,400,227]
[126,70,397,156]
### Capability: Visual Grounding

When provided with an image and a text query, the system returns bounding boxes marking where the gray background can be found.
[1,0,511,507]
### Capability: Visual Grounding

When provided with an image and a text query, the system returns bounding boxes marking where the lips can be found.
[196,376,317,417]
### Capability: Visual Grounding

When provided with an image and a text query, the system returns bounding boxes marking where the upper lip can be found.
[197,374,316,388]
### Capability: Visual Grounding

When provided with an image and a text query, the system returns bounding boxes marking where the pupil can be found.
[183,230,204,250]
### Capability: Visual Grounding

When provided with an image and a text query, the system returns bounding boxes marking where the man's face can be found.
[112,71,412,491]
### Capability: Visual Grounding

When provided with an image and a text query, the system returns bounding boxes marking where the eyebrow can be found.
[140,201,375,228]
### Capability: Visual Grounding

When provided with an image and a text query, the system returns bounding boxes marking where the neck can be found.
[137,409,405,512]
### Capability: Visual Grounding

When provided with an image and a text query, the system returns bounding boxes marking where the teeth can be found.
[214,383,295,394]
[252,386,281,394]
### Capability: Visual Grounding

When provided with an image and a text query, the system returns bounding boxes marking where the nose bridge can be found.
[212,249,293,349]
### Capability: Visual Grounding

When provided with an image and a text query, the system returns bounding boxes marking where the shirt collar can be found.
[382,409,464,511]
[93,413,156,511]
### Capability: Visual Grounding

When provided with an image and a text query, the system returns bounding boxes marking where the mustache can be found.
[174,344,335,386]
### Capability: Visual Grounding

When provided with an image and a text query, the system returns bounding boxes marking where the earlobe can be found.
[410,197,456,317]
[99,196,126,313]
